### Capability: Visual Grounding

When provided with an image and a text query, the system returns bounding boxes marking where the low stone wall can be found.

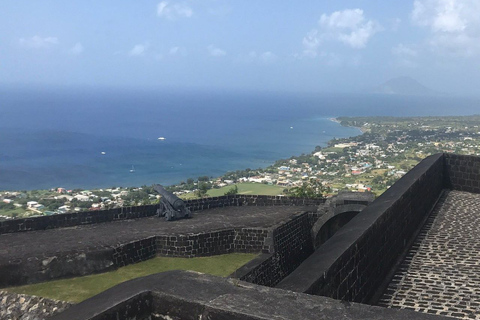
[444,153,480,194]
[237,212,319,287]
[154,228,271,258]
[0,196,324,235]
[0,238,158,288]
[112,236,157,268]
[50,271,449,320]
[185,194,324,211]
[1,211,317,287]
[0,205,158,235]
[276,153,445,304]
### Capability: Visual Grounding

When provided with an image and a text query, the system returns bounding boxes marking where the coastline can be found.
[329,117,366,134]
[1,117,363,191]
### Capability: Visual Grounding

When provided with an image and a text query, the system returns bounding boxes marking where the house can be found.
[58,205,70,214]
[27,201,38,208]
[74,195,90,202]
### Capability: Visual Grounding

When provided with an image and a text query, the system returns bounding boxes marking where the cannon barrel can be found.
[153,184,185,211]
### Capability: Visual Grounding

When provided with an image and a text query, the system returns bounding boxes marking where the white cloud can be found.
[319,9,382,49]
[297,9,381,59]
[157,1,193,20]
[301,30,320,57]
[129,44,149,56]
[19,36,58,48]
[70,43,84,55]
[411,0,480,56]
[207,45,226,57]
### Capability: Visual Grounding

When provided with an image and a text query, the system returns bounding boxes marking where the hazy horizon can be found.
[2,1,480,96]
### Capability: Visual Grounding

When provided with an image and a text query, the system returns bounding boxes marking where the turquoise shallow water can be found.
[0,88,477,190]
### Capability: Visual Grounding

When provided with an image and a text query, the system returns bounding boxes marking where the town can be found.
[2,115,480,220]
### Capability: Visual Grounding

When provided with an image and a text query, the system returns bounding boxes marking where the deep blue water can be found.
[0,87,479,190]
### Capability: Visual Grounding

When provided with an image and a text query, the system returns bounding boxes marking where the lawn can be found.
[6,253,256,303]
[208,183,285,197]
[180,183,285,200]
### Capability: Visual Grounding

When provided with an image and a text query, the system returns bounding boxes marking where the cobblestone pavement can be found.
[0,206,314,264]
[378,190,480,319]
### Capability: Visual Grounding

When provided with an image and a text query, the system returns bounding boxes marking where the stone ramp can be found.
[378,190,480,319]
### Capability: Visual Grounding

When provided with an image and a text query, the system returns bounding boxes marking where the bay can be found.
[0,87,478,190]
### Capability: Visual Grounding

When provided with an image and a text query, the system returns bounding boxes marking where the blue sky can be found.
[2,0,480,94]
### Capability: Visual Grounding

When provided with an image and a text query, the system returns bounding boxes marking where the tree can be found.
[287,179,325,199]
[196,182,210,198]
[224,185,238,196]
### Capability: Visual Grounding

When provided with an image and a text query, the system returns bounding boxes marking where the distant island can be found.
[373,76,435,96]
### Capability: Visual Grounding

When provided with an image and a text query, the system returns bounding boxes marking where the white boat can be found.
[130,165,135,173]
[158,137,166,140]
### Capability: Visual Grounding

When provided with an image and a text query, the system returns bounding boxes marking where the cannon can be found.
[153,184,191,221]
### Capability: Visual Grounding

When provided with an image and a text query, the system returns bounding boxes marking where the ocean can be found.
[0,87,479,190]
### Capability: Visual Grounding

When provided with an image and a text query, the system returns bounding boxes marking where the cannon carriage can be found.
[153,184,191,221]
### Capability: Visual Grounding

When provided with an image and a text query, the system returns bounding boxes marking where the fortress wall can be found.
[276,154,445,303]
[0,237,158,288]
[50,271,447,320]
[156,230,236,258]
[0,205,158,235]
[0,196,323,235]
[185,194,324,212]
[237,212,318,287]
[154,228,271,258]
[112,236,157,268]
[444,153,480,194]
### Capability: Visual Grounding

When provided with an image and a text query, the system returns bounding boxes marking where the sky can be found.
[2,0,480,95]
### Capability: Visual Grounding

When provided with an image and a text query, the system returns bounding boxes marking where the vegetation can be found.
[6,253,256,303]
[207,183,284,197]
[287,180,328,198]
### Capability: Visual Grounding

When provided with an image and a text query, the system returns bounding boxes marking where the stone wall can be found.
[238,212,318,287]
[185,194,324,211]
[156,230,236,257]
[444,153,480,194]
[0,205,158,235]
[155,228,271,258]
[276,154,446,304]
[0,237,159,288]
[50,271,449,320]
[112,236,157,268]
[0,195,324,235]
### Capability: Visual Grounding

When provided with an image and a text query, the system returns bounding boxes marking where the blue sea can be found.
[1,87,479,190]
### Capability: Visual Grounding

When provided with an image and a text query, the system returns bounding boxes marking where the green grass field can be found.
[6,253,256,303]
[208,183,284,196]
[180,182,285,199]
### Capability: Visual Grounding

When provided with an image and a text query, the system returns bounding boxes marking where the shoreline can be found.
[329,117,366,134]
[1,118,365,192]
